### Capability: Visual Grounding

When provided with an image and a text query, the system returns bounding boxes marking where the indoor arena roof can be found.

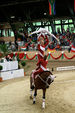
[0,0,74,22]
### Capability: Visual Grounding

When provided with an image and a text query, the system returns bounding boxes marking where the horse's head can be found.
[45,72,56,88]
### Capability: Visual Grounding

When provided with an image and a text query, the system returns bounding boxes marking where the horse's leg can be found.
[30,73,33,99]
[42,89,46,108]
[33,89,37,104]
[30,88,33,99]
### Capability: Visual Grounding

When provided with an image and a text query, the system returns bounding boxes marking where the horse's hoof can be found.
[42,104,45,109]
[33,101,35,104]
[42,102,45,109]
[46,85,49,88]
[31,85,35,90]
[30,96,33,99]
[42,106,45,109]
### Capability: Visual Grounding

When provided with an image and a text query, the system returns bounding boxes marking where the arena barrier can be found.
[0,69,24,81]
[0,61,18,72]
[57,66,75,71]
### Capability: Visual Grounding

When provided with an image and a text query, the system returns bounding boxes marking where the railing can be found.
[8,52,75,60]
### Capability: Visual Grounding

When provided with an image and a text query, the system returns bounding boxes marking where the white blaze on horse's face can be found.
[47,75,55,85]
[50,75,56,82]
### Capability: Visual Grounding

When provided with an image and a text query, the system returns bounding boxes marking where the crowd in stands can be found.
[48,28,75,50]
[16,28,75,51]
[0,27,75,52]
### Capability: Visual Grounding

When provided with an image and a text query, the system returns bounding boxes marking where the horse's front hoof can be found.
[42,104,45,109]
[46,85,49,88]
[30,96,33,99]
[31,85,35,90]
[33,101,35,104]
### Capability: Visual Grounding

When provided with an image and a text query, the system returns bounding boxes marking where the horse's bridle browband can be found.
[36,75,52,87]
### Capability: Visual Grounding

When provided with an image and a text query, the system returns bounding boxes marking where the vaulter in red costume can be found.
[31,34,49,86]
[37,34,49,61]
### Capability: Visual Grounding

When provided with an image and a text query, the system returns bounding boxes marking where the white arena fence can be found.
[0,61,18,72]
[57,66,75,71]
[0,61,24,81]
[0,69,24,80]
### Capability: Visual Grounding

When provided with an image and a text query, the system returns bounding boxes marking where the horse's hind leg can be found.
[33,89,37,104]
[42,89,46,108]
[30,88,33,99]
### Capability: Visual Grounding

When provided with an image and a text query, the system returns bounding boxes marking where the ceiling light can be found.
[11,16,15,19]
[44,13,46,15]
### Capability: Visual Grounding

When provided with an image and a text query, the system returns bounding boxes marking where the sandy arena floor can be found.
[0,70,75,113]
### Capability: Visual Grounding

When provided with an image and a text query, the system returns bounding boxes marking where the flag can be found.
[47,48,56,53]
[71,44,75,52]
[20,47,27,51]
[74,0,75,12]
[48,0,56,15]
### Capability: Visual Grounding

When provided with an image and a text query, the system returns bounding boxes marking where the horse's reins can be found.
[36,75,52,87]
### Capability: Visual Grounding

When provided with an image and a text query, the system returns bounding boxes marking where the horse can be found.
[30,71,55,108]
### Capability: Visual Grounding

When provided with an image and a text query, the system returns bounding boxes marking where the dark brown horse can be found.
[30,71,55,108]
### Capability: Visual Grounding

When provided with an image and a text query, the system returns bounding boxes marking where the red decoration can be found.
[63,53,75,59]
[26,54,36,60]
[50,53,62,60]
[19,53,25,59]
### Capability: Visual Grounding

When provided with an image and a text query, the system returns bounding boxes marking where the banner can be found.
[47,48,56,53]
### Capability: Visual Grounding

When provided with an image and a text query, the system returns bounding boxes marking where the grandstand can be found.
[0,0,75,51]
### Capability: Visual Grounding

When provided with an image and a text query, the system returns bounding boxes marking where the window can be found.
[55,20,61,24]
[69,24,75,33]
[2,29,6,37]
[35,22,41,26]
[0,29,14,37]
[5,29,9,37]
[0,30,1,37]
[45,22,50,25]
[9,29,14,37]
[69,19,73,23]
[62,20,68,24]
[33,22,41,26]
[49,26,52,33]
[55,25,61,32]
[11,31,14,37]
[33,22,36,26]
[62,25,68,31]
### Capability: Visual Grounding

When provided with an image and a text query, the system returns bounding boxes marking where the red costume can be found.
[37,35,49,61]
[32,58,48,79]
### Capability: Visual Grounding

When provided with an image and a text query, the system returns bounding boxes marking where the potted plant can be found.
[0,65,3,82]
[21,61,26,76]
[21,61,26,67]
